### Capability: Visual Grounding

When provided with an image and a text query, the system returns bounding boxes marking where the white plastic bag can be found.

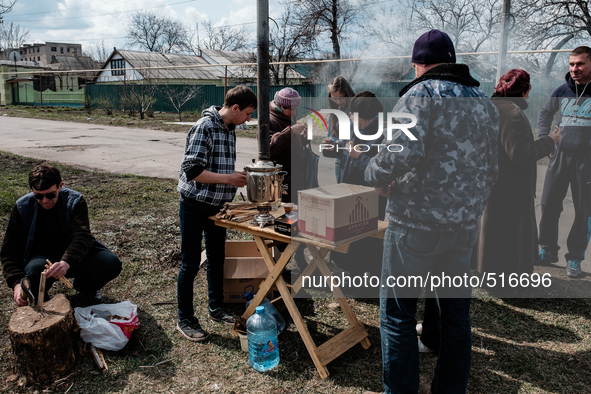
[74,301,139,351]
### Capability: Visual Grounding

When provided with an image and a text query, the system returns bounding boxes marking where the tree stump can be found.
[8,294,76,385]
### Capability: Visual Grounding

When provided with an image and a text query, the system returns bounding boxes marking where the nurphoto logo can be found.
[303,107,418,153]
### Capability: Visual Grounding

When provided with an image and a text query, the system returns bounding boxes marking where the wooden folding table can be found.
[213,216,387,379]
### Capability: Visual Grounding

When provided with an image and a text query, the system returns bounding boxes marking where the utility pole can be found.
[496,0,511,83]
[0,15,4,54]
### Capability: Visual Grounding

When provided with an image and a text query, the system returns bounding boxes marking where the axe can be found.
[19,277,36,306]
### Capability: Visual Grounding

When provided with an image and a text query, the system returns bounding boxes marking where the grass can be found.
[0,152,590,393]
[0,106,259,139]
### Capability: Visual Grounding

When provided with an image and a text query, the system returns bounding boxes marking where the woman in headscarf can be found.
[474,69,561,293]
[269,87,306,203]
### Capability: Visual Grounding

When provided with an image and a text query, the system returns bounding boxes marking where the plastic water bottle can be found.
[247,306,280,372]
[244,291,286,334]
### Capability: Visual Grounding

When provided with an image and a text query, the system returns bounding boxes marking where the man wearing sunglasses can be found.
[1,162,122,306]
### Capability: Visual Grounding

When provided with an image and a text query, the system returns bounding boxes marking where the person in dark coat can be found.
[327,76,356,182]
[322,91,386,295]
[474,69,561,294]
[269,87,306,203]
[1,162,122,306]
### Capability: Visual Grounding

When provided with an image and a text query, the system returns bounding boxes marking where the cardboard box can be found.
[298,183,379,245]
[201,240,275,303]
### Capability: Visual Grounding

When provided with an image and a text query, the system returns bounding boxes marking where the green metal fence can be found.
[5,80,555,130]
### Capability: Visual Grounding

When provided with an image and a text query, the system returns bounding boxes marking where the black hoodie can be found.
[537,72,591,154]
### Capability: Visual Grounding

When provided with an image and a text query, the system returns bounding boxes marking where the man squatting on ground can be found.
[365,30,499,394]
[537,46,591,278]
[176,86,256,342]
[2,162,122,306]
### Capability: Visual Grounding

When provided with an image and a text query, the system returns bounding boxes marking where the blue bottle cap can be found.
[255,306,265,314]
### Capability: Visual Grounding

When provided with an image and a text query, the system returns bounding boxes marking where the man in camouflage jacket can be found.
[365,30,499,394]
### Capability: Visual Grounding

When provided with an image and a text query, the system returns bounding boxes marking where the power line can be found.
[0,48,575,77]
[7,0,147,17]
[5,0,198,23]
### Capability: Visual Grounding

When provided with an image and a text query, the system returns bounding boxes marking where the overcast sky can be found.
[4,0,282,51]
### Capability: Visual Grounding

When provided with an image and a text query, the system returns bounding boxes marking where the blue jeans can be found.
[177,200,227,321]
[380,222,475,394]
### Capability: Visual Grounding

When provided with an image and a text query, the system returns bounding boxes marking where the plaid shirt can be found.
[177,106,238,206]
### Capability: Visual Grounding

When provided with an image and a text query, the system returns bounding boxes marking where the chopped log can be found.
[8,294,76,385]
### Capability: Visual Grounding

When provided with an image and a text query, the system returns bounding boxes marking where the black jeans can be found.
[539,149,591,261]
[177,200,226,321]
[25,247,122,299]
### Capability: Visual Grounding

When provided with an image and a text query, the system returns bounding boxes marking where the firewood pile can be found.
[215,201,258,222]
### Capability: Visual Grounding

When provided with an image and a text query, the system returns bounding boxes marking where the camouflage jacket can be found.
[365,64,499,231]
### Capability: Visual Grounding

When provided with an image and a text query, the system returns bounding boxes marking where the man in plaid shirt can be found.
[176,86,257,342]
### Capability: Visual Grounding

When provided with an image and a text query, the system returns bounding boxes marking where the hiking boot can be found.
[208,308,237,325]
[539,249,559,264]
[565,260,582,278]
[418,338,434,353]
[177,318,209,342]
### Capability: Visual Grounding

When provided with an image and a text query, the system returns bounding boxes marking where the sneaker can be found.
[539,249,559,264]
[421,384,432,394]
[208,308,238,325]
[565,260,582,278]
[418,338,434,353]
[177,318,209,342]
[416,323,423,336]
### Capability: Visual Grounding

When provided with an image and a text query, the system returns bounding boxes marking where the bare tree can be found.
[0,21,29,54]
[269,7,316,85]
[126,11,189,53]
[122,80,158,120]
[198,19,251,52]
[159,81,201,121]
[83,39,111,64]
[513,0,591,77]
[0,0,16,14]
[403,0,501,53]
[286,0,364,75]
[360,3,416,55]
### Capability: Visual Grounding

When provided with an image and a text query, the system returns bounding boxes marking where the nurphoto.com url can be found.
[301,272,553,292]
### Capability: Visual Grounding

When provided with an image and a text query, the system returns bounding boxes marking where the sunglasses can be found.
[34,192,57,200]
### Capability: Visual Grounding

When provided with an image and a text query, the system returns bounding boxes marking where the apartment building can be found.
[7,42,83,65]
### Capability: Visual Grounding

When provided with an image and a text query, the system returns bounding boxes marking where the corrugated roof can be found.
[200,48,306,79]
[117,50,224,80]
[51,55,100,71]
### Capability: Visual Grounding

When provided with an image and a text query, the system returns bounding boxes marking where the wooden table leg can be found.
[306,245,372,350]
[249,236,330,379]
[242,239,292,320]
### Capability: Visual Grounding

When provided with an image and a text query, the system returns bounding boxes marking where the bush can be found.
[92,95,116,116]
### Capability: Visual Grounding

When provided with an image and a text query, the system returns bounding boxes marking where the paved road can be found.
[0,116,585,280]
[0,115,334,188]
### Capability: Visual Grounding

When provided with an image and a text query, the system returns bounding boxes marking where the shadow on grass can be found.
[470,298,591,393]
[471,336,591,393]
[472,298,580,343]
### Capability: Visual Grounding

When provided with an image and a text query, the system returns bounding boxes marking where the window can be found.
[60,47,64,53]
[111,59,125,76]
[51,47,57,52]
[38,57,40,61]
[67,47,70,53]
[37,48,40,53]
